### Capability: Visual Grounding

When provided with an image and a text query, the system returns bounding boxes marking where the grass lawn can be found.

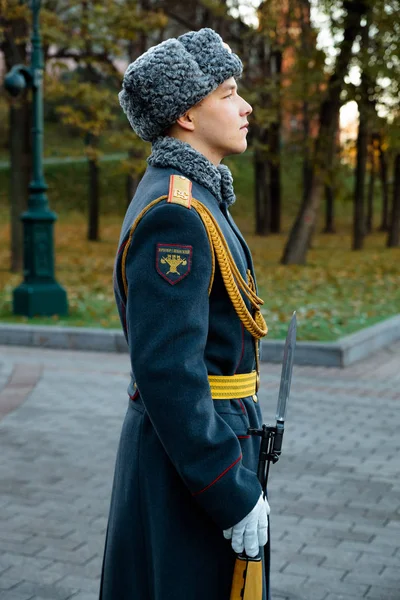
[1,137,399,341]
[1,203,399,341]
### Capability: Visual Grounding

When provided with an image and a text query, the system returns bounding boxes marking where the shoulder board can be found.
[167,175,192,209]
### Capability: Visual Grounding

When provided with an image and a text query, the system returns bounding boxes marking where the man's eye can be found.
[224,93,233,98]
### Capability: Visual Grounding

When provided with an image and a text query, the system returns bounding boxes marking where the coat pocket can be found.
[213,399,250,437]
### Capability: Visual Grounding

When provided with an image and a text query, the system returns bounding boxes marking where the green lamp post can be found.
[4,0,68,317]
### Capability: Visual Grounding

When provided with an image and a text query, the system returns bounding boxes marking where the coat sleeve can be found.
[124,200,262,530]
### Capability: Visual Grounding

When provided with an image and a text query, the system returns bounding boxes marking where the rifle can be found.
[230,312,297,600]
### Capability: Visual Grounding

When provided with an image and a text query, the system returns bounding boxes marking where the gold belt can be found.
[208,371,257,400]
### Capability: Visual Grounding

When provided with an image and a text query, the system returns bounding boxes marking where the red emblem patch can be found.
[156,243,193,285]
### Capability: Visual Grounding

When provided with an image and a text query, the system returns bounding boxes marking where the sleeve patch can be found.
[156,243,193,285]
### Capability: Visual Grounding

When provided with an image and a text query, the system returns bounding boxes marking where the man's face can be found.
[188,77,252,164]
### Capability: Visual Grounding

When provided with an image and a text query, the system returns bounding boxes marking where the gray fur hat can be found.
[119,28,243,142]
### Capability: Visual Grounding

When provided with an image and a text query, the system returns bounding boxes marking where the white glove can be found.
[223,493,270,558]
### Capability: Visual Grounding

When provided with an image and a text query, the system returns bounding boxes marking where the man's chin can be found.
[223,140,248,158]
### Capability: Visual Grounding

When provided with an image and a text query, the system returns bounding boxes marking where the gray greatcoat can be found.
[99,157,270,600]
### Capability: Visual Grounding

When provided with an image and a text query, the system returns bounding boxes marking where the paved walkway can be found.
[0,343,399,600]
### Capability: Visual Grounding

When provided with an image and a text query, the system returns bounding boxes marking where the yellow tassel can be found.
[192,199,268,340]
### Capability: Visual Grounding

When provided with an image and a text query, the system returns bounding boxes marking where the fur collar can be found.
[148,136,236,206]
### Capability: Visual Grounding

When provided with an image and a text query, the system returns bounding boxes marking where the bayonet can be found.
[276,311,297,422]
[231,313,297,600]
[274,311,297,456]
[248,311,297,491]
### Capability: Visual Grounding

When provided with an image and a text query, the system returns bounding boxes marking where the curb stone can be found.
[0,314,399,367]
[261,314,400,367]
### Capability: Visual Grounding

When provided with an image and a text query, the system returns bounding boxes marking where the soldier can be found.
[99,27,271,600]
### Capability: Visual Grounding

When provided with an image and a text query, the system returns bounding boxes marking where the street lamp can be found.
[4,0,68,317]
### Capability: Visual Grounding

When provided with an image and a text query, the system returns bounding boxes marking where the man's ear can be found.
[175,111,195,132]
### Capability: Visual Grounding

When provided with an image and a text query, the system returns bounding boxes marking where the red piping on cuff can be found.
[192,453,242,497]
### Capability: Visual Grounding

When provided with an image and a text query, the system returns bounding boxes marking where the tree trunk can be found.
[352,94,368,250]
[324,184,335,233]
[81,3,101,241]
[301,100,312,207]
[269,135,280,233]
[88,158,100,241]
[365,142,375,233]
[281,0,368,264]
[270,50,282,233]
[387,153,400,247]
[254,135,271,235]
[378,136,390,231]
[299,0,313,229]
[352,17,371,251]
[253,31,272,236]
[124,7,148,209]
[323,114,339,234]
[87,134,100,241]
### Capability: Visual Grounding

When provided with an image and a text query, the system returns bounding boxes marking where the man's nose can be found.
[241,100,253,116]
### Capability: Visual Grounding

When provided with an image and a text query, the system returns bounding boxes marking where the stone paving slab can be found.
[0,342,399,599]
[0,364,43,419]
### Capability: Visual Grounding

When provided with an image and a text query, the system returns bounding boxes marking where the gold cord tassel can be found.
[192,199,268,340]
